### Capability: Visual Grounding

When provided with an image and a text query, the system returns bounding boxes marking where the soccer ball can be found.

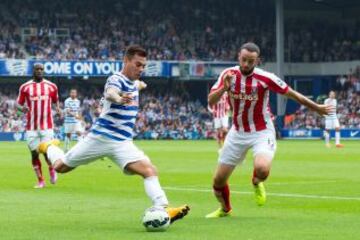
[142,206,170,232]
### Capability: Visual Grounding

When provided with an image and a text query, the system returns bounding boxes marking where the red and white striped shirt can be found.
[17,79,59,131]
[211,66,288,132]
[209,92,230,118]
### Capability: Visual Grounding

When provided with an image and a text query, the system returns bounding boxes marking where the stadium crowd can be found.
[0,0,359,62]
[285,70,360,129]
[0,83,214,140]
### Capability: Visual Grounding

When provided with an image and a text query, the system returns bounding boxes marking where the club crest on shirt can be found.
[275,78,286,88]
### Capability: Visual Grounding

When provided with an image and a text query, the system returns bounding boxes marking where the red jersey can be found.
[210,66,288,132]
[209,92,230,118]
[17,79,59,131]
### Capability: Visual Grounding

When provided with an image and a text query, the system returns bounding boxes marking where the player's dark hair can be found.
[125,45,147,59]
[240,42,260,56]
[33,63,44,69]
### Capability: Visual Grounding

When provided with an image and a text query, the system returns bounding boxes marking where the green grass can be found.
[0,140,359,240]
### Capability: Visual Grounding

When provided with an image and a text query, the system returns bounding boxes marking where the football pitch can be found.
[0,140,359,240]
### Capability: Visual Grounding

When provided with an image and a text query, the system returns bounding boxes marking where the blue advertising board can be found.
[1,129,359,141]
[281,129,360,139]
[0,59,170,77]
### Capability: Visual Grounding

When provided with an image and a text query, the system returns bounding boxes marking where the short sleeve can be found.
[266,74,288,95]
[17,85,26,105]
[105,75,122,92]
[51,85,59,102]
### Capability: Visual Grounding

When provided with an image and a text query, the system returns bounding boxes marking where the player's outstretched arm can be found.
[284,87,334,116]
[208,72,233,107]
[105,87,133,105]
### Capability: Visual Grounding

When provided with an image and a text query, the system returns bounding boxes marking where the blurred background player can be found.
[36,45,190,223]
[16,63,61,188]
[206,42,334,218]
[324,91,344,148]
[64,88,83,152]
[208,92,230,150]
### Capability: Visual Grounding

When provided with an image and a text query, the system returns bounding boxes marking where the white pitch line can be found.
[163,186,360,201]
[265,180,340,185]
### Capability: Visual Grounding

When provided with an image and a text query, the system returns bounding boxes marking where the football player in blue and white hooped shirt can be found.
[37,45,190,222]
[324,91,343,148]
[63,89,82,152]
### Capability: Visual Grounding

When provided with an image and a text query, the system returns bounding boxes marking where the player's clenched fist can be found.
[223,71,235,91]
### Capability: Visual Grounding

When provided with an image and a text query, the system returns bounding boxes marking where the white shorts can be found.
[219,127,277,166]
[325,118,340,129]
[64,122,82,134]
[214,116,229,129]
[26,129,54,151]
[63,133,150,174]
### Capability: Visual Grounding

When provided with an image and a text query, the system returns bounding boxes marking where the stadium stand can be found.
[0,0,359,62]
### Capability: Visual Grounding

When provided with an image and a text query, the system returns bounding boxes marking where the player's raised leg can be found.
[38,139,75,173]
[206,163,235,218]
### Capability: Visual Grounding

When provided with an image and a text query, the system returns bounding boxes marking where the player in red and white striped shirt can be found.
[17,63,61,188]
[206,43,334,218]
[208,92,231,149]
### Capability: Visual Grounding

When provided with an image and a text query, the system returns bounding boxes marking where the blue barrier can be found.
[1,129,359,141]
[0,132,26,141]
[281,129,360,139]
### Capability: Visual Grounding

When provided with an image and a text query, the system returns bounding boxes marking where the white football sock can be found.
[324,131,330,144]
[335,131,340,145]
[144,176,169,207]
[47,145,65,165]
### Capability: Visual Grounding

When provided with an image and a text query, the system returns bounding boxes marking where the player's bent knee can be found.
[254,155,272,179]
[126,160,158,178]
[141,164,157,178]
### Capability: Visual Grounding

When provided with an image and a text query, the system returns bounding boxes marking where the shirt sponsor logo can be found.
[229,91,258,101]
[29,95,50,101]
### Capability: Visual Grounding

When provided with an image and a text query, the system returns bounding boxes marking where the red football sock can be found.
[213,184,231,212]
[252,169,257,185]
[32,159,44,182]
